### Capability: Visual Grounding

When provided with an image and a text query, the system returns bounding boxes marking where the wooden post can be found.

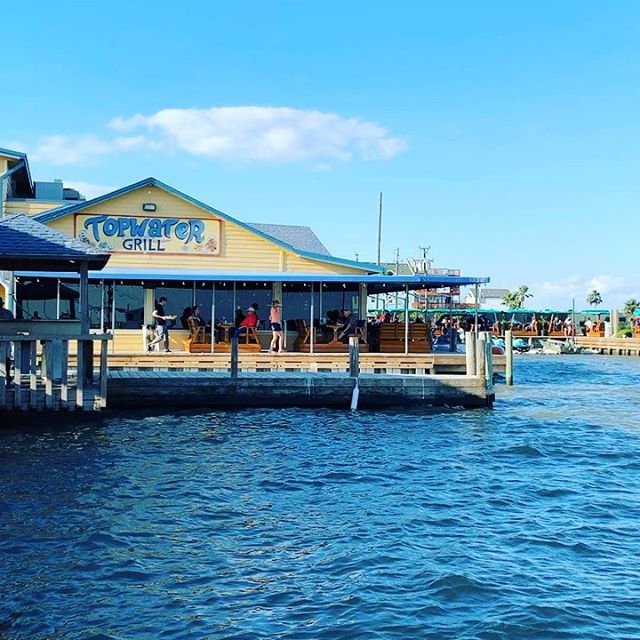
[485,332,494,406]
[29,340,37,410]
[44,340,54,410]
[60,340,70,410]
[349,336,360,378]
[505,329,513,386]
[0,341,8,409]
[76,339,85,410]
[230,336,238,379]
[14,342,24,410]
[99,338,108,409]
[465,331,476,375]
[476,332,486,384]
[450,326,458,353]
[349,336,360,410]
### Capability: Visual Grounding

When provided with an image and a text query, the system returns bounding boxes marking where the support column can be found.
[79,263,89,335]
[404,283,409,355]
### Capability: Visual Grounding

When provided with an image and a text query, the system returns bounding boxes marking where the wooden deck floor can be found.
[577,336,640,356]
[86,351,505,375]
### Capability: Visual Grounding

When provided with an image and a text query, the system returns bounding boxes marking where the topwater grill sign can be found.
[75,214,221,255]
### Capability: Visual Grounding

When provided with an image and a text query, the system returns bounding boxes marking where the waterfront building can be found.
[1,148,488,352]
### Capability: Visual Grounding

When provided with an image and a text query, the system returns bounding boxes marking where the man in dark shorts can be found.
[268,300,285,353]
[148,296,173,352]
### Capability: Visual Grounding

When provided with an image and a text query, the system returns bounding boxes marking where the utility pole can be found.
[419,245,431,271]
[377,192,383,265]
[375,192,383,314]
[395,247,400,309]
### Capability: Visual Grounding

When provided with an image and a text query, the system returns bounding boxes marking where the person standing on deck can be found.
[148,297,173,352]
[268,300,285,353]
[0,297,14,320]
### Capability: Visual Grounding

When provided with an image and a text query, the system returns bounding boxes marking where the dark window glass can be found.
[88,282,103,329]
[59,280,79,320]
[114,285,144,330]
[194,283,214,326]
[235,283,272,330]
[155,284,194,330]
[214,283,234,325]
[319,286,359,323]
[15,277,60,320]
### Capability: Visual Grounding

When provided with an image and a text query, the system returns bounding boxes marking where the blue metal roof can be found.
[33,177,382,274]
[0,147,27,160]
[16,267,489,289]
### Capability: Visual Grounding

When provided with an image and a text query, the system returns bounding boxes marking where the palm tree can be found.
[586,289,602,307]
[624,298,639,317]
[501,285,532,310]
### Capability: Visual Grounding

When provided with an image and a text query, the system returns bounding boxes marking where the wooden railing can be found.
[0,334,112,412]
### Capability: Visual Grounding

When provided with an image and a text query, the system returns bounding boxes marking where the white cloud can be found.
[531,274,638,310]
[110,106,407,163]
[63,181,114,200]
[31,134,145,165]
[26,107,405,167]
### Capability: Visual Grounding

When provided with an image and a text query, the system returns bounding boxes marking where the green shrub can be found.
[616,321,632,338]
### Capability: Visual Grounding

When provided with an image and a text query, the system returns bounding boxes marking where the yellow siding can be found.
[47,184,370,276]
[284,253,364,275]
[5,200,66,216]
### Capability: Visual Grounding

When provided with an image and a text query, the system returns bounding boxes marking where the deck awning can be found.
[15,267,489,293]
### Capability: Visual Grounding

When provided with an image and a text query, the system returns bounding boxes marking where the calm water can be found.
[1,356,640,639]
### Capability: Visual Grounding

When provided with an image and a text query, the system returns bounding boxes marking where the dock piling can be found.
[349,336,360,410]
[485,332,494,406]
[230,336,239,379]
[465,331,477,375]
[349,336,360,378]
[505,329,513,386]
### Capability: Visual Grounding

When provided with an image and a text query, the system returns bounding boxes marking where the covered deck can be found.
[13,267,489,357]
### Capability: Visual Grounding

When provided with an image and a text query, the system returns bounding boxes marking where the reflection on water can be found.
[1,355,640,639]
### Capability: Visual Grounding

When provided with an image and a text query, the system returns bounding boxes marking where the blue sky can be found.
[2,1,639,309]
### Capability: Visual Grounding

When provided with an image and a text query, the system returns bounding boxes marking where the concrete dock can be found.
[108,370,493,410]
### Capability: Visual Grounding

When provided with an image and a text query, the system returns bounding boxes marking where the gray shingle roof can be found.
[249,223,332,256]
[0,214,110,270]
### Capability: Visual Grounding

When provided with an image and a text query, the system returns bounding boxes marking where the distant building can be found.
[381,259,467,309]
[465,287,510,309]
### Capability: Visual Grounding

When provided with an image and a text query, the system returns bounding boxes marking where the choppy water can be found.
[1,355,640,639]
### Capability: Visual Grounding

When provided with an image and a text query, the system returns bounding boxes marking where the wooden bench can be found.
[379,322,432,353]
[587,321,605,338]
[184,320,260,353]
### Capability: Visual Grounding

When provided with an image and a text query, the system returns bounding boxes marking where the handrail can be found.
[0,335,111,411]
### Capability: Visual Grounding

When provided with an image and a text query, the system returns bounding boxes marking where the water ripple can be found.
[1,355,640,638]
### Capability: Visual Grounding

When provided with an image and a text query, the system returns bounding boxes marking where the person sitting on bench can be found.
[337,310,358,342]
[235,306,258,338]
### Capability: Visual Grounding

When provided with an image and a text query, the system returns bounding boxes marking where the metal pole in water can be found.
[505,328,513,385]
[230,336,238,379]
[349,336,360,410]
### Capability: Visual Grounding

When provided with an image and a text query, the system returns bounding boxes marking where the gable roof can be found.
[0,213,110,270]
[34,177,382,273]
[0,147,33,197]
[249,223,331,256]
